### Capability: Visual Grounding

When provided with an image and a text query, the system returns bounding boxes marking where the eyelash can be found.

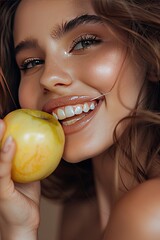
[69,34,102,53]
[20,58,44,72]
[19,35,102,71]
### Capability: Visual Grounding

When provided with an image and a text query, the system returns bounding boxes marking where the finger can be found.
[0,135,16,196]
[0,119,5,139]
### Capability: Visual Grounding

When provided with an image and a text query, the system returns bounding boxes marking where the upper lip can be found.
[42,95,97,113]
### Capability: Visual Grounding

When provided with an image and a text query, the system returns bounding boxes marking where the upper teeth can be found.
[52,102,96,120]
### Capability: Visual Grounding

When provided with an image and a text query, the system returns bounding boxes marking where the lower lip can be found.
[61,99,103,135]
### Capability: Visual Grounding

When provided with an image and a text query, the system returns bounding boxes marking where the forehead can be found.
[13,0,95,44]
[15,0,93,16]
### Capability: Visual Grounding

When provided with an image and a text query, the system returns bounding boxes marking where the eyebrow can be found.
[51,14,104,38]
[15,39,39,56]
[15,14,103,56]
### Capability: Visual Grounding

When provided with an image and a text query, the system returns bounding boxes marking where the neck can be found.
[92,149,117,230]
[92,148,139,230]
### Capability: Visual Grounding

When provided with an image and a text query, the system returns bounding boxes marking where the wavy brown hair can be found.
[92,0,160,194]
[0,0,160,202]
[0,0,20,118]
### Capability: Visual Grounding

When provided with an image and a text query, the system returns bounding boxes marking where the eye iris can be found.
[75,39,96,50]
[20,59,44,71]
[30,60,39,68]
[25,59,43,69]
[82,39,93,47]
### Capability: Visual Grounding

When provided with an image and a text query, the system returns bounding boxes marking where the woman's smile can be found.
[43,95,104,134]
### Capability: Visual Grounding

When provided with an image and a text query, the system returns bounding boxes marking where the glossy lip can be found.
[43,95,96,112]
[42,95,104,135]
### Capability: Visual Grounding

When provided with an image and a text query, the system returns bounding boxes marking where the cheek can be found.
[18,85,30,108]
[78,50,125,94]
[18,81,38,109]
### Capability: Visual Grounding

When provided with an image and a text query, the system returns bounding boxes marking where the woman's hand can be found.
[0,119,41,240]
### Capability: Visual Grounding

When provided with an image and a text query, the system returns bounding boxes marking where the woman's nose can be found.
[39,61,72,92]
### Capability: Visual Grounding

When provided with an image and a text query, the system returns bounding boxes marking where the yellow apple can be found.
[1,109,65,183]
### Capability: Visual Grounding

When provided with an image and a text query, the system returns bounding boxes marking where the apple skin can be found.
[1,109,65,183]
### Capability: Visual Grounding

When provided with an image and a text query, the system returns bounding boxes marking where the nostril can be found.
[43,82,65,94]
[55,83,65,86]
[43,88,49,94]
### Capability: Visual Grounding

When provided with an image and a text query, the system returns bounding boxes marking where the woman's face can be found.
[13,0,145,162]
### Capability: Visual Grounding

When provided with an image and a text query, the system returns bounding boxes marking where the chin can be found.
[62,140,113,164]
[62,151,89,163]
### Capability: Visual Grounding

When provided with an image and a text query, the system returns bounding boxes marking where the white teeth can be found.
[83,103,90,113]
[75,105,83,115]
[90,102,95,110]
[57,109,66,120]
[52,101,97,122]
[52,112,58,120]
[65,106,75,118]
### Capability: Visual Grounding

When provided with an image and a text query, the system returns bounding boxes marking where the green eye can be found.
[20,58,44,71]
[70,35,102,52]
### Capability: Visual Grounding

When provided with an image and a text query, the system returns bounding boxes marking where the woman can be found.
[0,0,160,239]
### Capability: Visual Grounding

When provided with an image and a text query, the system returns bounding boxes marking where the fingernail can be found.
[2,136,13,153]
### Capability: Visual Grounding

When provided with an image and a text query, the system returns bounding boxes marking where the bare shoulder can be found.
[103,178,160,240]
